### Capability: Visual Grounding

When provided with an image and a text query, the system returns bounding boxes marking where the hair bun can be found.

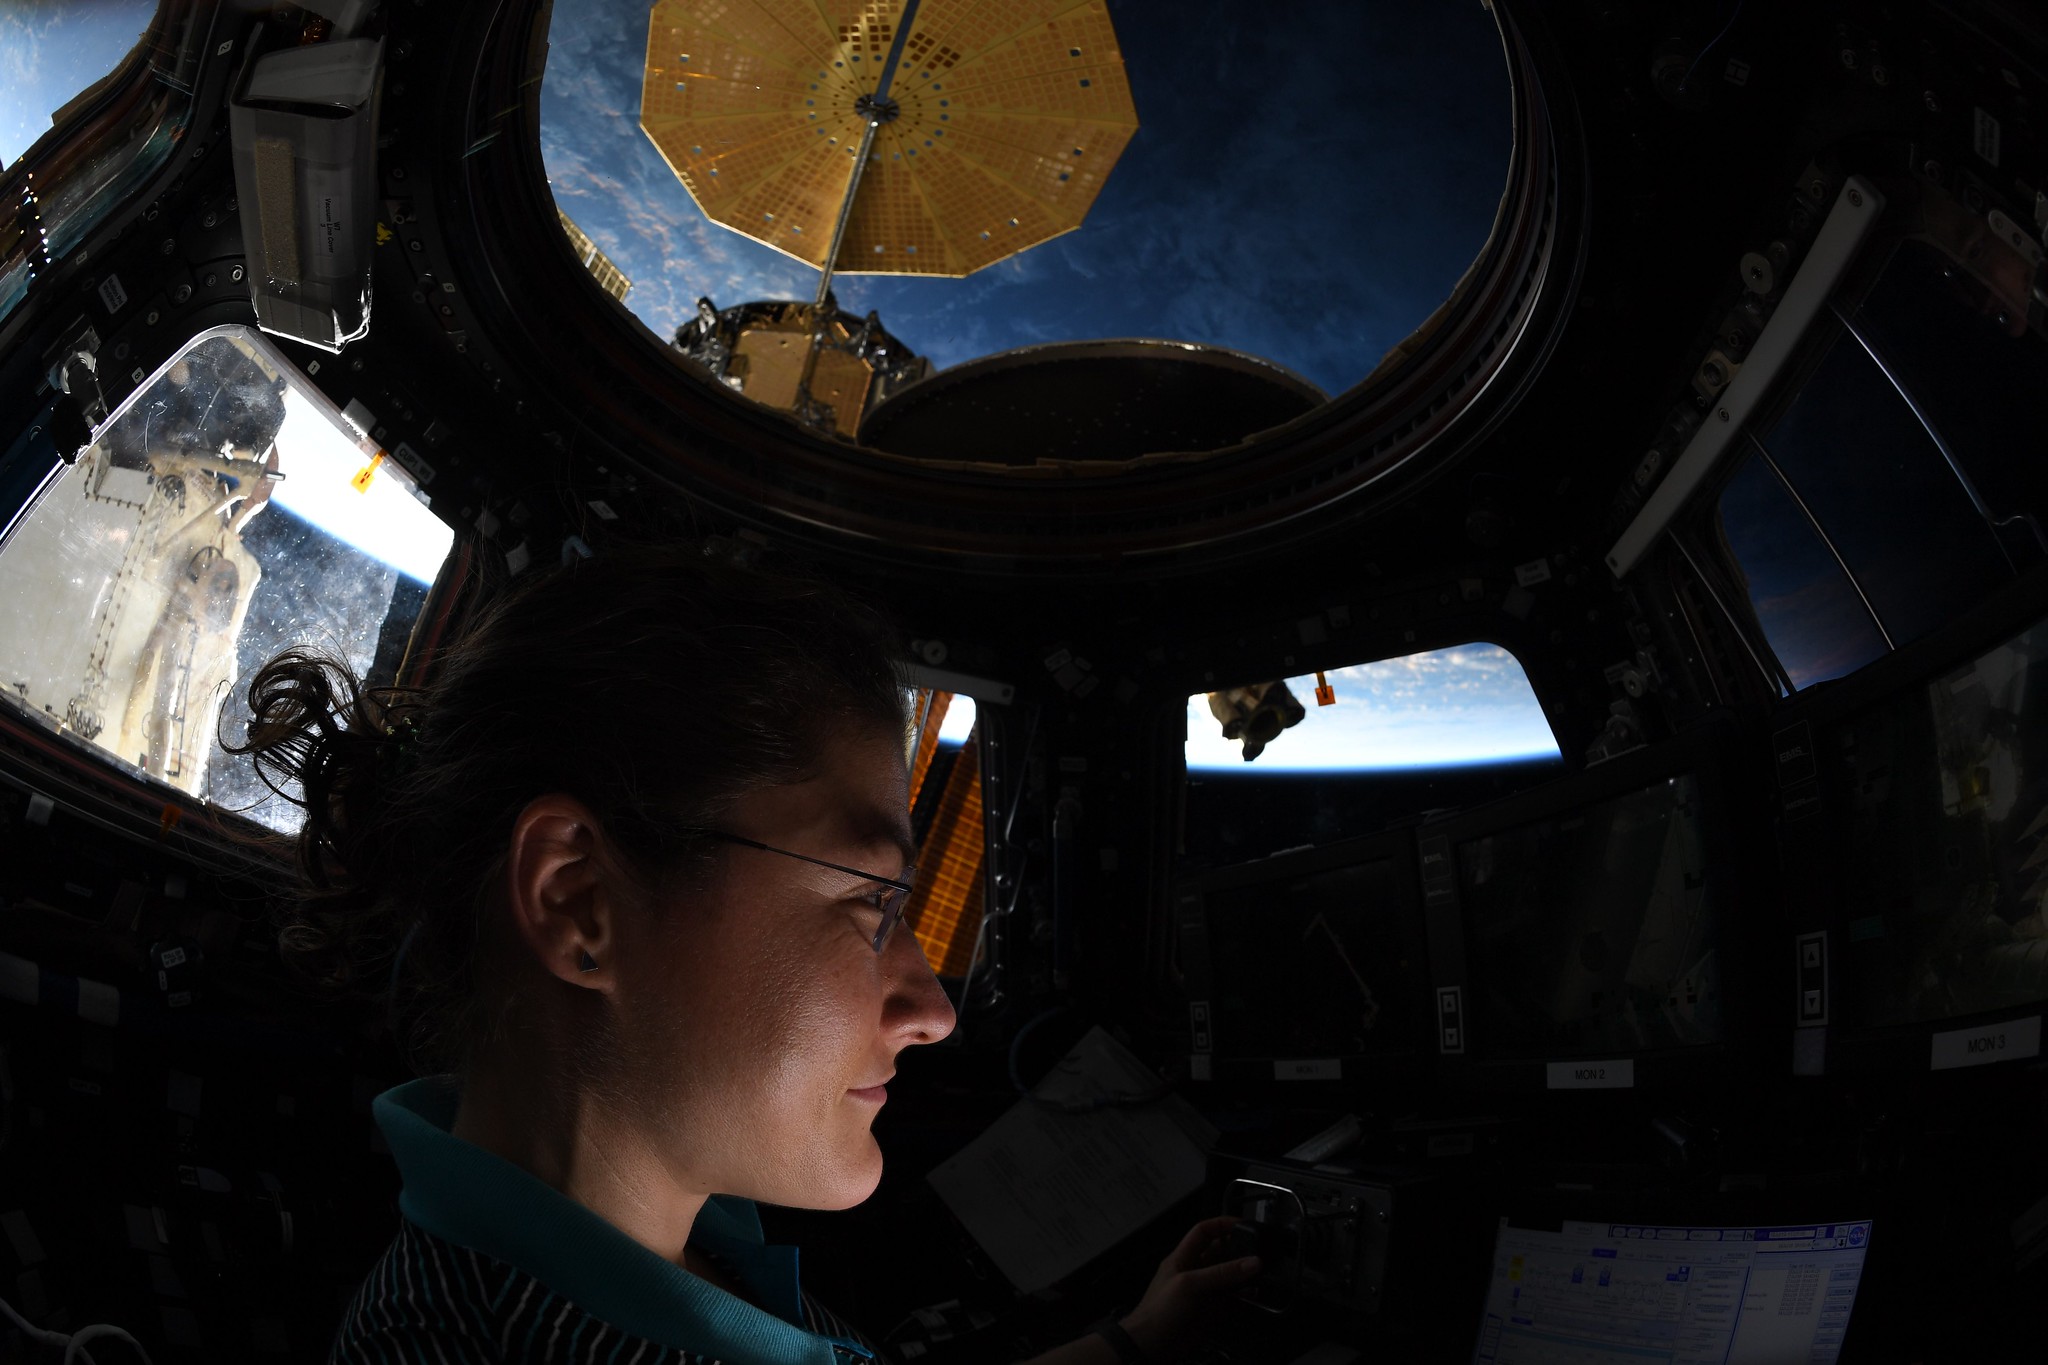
[226,647,412,926]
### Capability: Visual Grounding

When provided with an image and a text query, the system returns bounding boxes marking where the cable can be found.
[1007,1007,1174,1113]
[949,890,1002,1044]
[0,1296,67,1359]
[67,1324,150,1365]
[1678,0,1746,94]
[0,1293,152,1364]
[1008,1004,1074,1095]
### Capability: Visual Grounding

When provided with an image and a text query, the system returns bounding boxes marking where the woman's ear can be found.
[503,793,616,989]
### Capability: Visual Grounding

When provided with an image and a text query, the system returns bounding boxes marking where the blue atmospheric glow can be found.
[269,391,454,585]
[936,696,976,745]
[0,1,157,168]
[1186,644,1561,772]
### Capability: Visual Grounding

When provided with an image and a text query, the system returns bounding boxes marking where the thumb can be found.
[1171,1214,1243,1259]
[1177,1255,1262,1295]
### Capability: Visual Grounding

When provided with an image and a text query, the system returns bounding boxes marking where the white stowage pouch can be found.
[230,37,384,351]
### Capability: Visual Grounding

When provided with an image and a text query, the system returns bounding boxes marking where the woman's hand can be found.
[1116,1215,1261,1362]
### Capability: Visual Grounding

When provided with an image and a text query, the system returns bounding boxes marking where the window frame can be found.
[1180,639,1564,776]
[0,322,454,850]
[1692,279,2025,697]
[0,0,221,339]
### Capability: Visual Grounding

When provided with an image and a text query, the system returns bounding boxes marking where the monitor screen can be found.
[1205,856,1420,1060]
[1829,617,2048,1028]
[1473,1218,1872,1365]
[1454,774,1722,1059]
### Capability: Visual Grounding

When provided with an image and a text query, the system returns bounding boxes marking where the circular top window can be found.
[538,0,1511,461]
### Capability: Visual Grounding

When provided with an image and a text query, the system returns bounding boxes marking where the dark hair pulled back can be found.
[227,542,906,1074]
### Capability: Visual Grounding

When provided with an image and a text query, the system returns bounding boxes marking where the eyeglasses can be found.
[703,830,916,954]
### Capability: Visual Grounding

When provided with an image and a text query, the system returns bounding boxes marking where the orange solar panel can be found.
[909,688,951,801]
[907,720,986,977]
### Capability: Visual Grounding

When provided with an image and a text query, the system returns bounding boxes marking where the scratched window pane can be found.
[1756,332,2007,646]
[0,326,454,832]
[1457,773,1723,1058]
[1832,616,2048,1028]
[1845,239,2048,540]
[1713,444,1888,691]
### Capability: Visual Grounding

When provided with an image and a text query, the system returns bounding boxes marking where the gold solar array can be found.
[909,690,953,798]
[906,718,987,978]
[556,209,633,302]
[641,0,1138,277]
[901,691,987,978]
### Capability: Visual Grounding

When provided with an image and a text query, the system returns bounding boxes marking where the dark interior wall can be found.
[2,0,2047,1361]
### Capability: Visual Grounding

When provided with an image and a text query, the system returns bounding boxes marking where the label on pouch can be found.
[1546,1059,1635,1089]
[1930,1014,2040,1071]
[1274,1058,1341,1081]
[305,167,353,277]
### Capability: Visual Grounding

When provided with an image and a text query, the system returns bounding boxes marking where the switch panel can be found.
[1795,931,1828,1026]
[1437,985,1465,1054]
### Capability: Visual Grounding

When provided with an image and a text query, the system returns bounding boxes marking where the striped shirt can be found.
[332,1078,889,1365]
[331,1219,887,1365]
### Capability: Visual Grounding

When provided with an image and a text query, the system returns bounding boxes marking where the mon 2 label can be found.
[1546,1059,1635,1090]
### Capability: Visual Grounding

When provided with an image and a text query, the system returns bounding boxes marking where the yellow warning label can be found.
[351,451,385,494]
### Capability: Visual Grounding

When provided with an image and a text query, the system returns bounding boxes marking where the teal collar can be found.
[374,1077,856,1364]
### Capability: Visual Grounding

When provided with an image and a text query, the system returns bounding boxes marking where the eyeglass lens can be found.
[873,881,912,953]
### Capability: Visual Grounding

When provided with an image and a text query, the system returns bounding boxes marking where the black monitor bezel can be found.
[1172,824,1435,1094]
[1769,564,2048,1078]
[1420,714,1770,1092]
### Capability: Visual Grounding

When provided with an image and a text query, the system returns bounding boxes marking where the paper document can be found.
[927,1026,1218,1293]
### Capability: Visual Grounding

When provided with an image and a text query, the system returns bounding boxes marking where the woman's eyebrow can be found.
[846,824,916,877]
[865,839,916,879]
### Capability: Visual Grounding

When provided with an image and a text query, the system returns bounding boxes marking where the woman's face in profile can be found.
[610,724,957,1211]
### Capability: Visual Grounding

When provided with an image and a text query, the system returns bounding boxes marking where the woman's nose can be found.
[885,925,958,1044]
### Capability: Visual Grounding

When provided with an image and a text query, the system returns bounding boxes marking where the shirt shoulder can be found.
[330,1220,725,1365]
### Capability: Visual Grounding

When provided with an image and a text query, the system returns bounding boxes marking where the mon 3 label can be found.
[1930,1015,2041,1071]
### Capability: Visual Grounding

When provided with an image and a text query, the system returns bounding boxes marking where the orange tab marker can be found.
[1314,670,1336,706]
[351,451,385,494]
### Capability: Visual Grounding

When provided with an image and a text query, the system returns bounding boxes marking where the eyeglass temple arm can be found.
[705,830,915,893]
